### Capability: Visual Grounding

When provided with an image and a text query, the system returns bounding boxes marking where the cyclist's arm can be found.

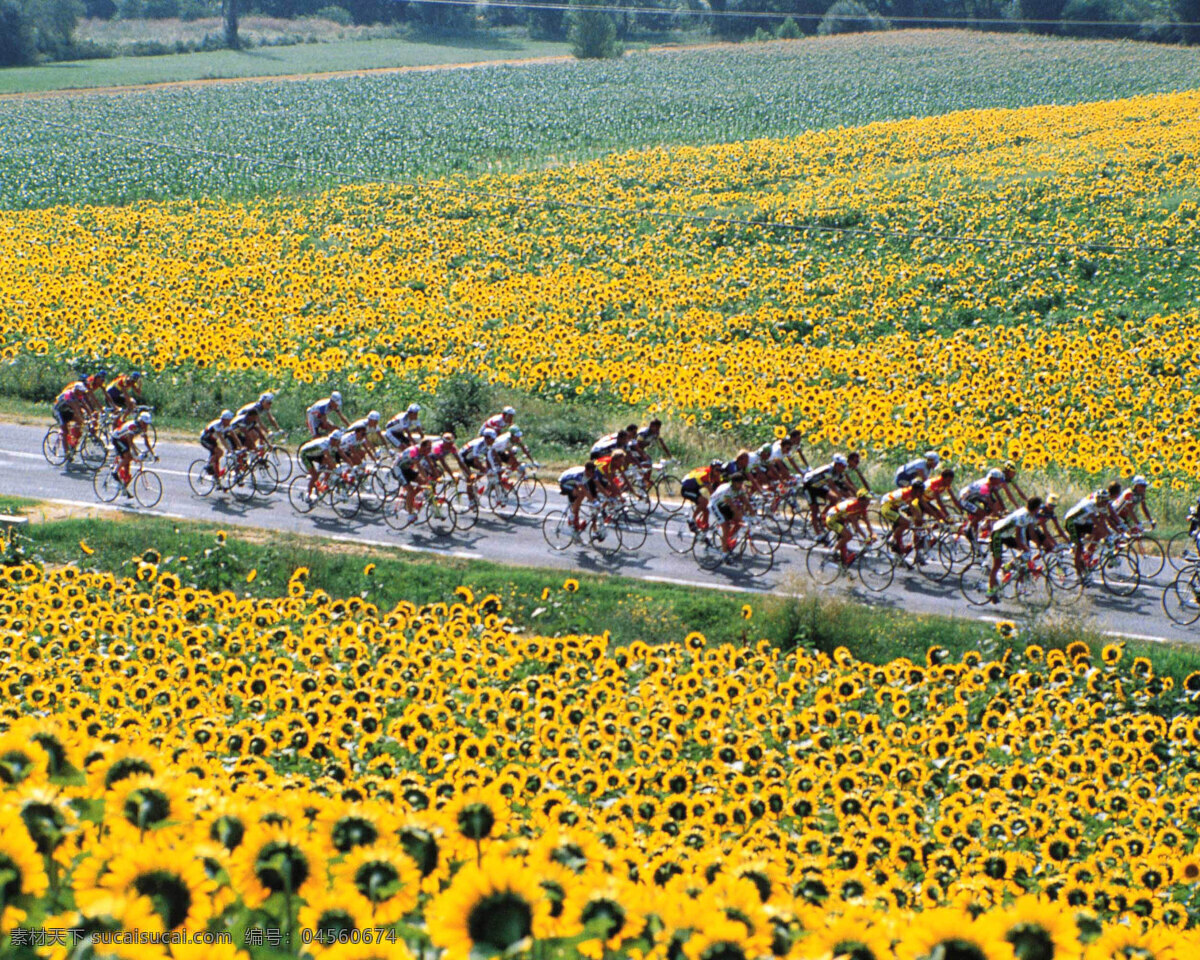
[854,467,871,493]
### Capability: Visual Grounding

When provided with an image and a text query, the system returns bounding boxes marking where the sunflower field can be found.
[0,549,1199,959]
[2,91,1199,483]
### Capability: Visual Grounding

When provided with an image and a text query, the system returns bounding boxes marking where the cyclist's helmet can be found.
[758,443,772,458]
[1096,487,1112,502]
[72,383,87,395]
[483,429,497,440]
[260,392,274,403]
[137,412,152,425]
[97,369,108,380]
[330,391,342,406]
[833,454,848,466]
[503,406,516,416]
[1132,474,1147,487]
[710,459,723,470]
[987,468,1005,481]
[220,409,233,421]
[367,410,381,423]
[911,478,926,491]
[729,473,745,483]
[330,430,343,442]
[856,488,870,498]
[441,433,456,446]
[510,426,523,438]
[130,372,143,381]
[1046,493,1059,507]
[408,403,421,413]
[1003,459,1017,473]
[924,450,940,464]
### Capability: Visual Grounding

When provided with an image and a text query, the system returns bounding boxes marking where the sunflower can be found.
[684,916,771,960]
[0,808,49,927]
[898,907,1016,960]
[298,892,373,956]
[979,896,1081,960]
[97,841,215,932]
[801,909,893,960]
[333,846,420,925]
[443,786,511,859]
[427,858,550,960]
[563,876,645,959]
[230,823,328,909]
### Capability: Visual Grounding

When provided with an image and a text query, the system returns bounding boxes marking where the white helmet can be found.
[259,392,274,403]
[408,403,421,413]
[987,468,1004,481]
[1132,474,1147,487]
[367,410,381,422]
[330,430,343,442]
[138,412,152,425]
[330,391,342,406]
[510,426,523,438]
[483,429,497,440]
[503,406,516,416]
[220,409,233,421]
[924,450,940,464]
[832,454,847,466]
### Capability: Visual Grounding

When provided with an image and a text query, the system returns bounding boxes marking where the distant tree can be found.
[1019,0,1068,32]
[528,0,567,39]
[1175,0,1199,41]
[568,0,622,57]
[0,0,36,65]
[24,0,82,57]
[83,0,117,18]
[776,13,802,34]
[818,0,890,33]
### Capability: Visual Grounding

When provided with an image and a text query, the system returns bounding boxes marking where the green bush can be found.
[316,3,352,24]
[751,25,774,40]
[776,15,802,37]
[429,373,493,438]
[817,0,890,34]
[143,0,180,17]
[179,0,215,20]
[0,0,36,66]
[568,0,622,59]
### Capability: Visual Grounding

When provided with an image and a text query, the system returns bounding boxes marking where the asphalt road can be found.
[8,423,1194,645]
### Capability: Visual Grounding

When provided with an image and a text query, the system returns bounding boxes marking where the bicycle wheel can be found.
[487,483,520,521]
[624,482,657,520]
[654,474,683,514]
[79,434,108,472]
[856,543,895,592]
[959,564,996,607]
[542,510,576,551]
[329,480,361,521]
[515,477,548,515]
[359,474,390,514]
[1163,569,1200,626]
[425,496,457,537]
[269,446,294,483]
[287,476,317,515]
[805,543,843,585]
[42,428,67,467]
[1007,567,1053,607]
[663,512,699,555]
[1101,548,1141,597]
[451,488,480,532]
[692,529,727,571]
[615,511,648,551]
[383,497,419,532]
[742,527,777,575]
[229,468,257,504]
[1044,554,1083,606]
[1128,536,1165,580]
[132,470,163,509]
[589,518,623,558]
[188,459,217,498]
[938,532,976,575]
[789,510,817,548]
[1166,531,1199,572]
[93,468,124,503]
[253,459,281,497]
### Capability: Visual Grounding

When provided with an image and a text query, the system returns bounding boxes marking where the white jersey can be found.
[709,482,739,508]
[492,432,516,455]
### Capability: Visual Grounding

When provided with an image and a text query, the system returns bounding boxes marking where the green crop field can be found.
[4,30,1200,209]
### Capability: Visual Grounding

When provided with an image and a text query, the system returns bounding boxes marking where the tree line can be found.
[2,0,1198,68]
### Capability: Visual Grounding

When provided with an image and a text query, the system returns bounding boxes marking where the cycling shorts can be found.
[990,534,1019,561]
[106,386,129,407]
[560,477,596,499]
[1065,519,1092,545]
[399,463,420,484]
[715,502,735,522]
[112,437,132,457]
[803,482,830,506]
[680,478,705,502]
[962,495,990,517]
[826,517,846,535]
[880,504,906,525]
[52,403,74,426]
[200,435,220,453]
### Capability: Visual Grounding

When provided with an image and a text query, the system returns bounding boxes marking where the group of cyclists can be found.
[51,374,1163,604]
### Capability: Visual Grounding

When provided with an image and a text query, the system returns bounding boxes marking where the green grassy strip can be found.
[14,510,1200,689]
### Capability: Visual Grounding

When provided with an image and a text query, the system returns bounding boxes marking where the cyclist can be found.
[707,473,749,560]
[481,406,516,437]
[106,372,143,418]
[1063,487,1119,577]
[298,430,342,500]
[395,438,434,520]
[226,405,261,465]
[681,459,724,529]
[880,478,929,560]
[895,450,940,489]
[109,412,155,498]
[784,429,811,472]
[636,420,672,461]
[998,460,1030,510]
[1113,475,1153,531]
[594,449,630,500]
[384,404,424,449]
[236,392,282,448]
[52,381,90,451]
[492,427,535,473]
[802,454,854,536]
[306,392,349,438]
[922,468,961,522]
[826,489,874,566]
[959,468,1008,541]
[338,421,375,468]
[343,411,383,463]
[758,439,793,486]
[559,461,617,531]
[1032,494,1068,553]
[427,433,472,486]
[200,410,235,477]
[590,427,630,460]
[461,430,496,482]
[84,370,108,414]
[987,496,1044,602]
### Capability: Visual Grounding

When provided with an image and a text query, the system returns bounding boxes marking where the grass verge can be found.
[12,509,1200,690]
